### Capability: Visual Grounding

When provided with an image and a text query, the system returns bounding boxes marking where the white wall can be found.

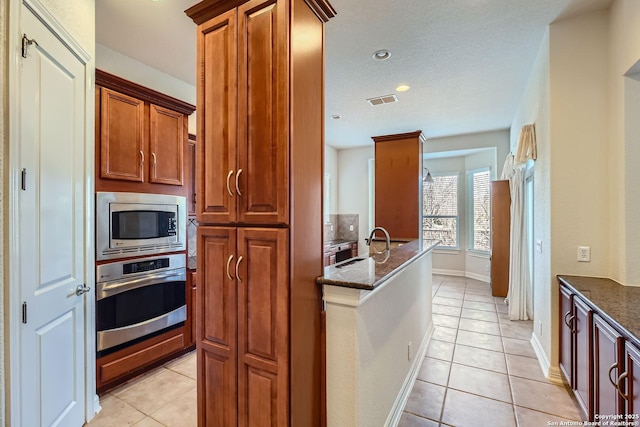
[325,144,339,214]
[608,0,640,285]
[2,1,96,424]
[337,146,374,254]
[1,2,7,424]
[510,30,552,368]
[96,44,197,134]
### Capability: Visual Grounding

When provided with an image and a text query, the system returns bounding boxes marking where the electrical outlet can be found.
[330,225,334,231]
[536,240,542,253]
[349,225,354,231]
[577,246,591,262]
[538,320,542,335]
[408,341,412,361]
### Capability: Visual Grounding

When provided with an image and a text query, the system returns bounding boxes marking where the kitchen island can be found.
[317,239,438,427]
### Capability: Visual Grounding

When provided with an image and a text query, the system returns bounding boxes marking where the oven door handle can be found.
[96,269,186,300]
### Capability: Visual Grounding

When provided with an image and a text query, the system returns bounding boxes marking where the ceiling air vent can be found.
[367,94,398,106]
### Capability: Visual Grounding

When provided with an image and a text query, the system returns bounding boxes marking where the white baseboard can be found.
[466,272,490,283]
[529,332,564,384]
[385,322,434,427]
[433,269,490,283]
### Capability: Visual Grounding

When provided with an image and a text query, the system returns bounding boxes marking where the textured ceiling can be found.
[96,0,611,149]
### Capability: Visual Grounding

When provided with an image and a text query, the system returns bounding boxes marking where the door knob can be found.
[76,284,91,296]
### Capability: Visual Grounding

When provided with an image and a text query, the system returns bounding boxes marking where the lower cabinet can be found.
[185,270,197,348]
[593,313,624,418]
[560,281,640,422]
[574,297,593,419]
[197,226,288,426]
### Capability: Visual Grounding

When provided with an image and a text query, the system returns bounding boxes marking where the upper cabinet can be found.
[95,70,195,195]
[373,131,424,240]
[194,3,288,225]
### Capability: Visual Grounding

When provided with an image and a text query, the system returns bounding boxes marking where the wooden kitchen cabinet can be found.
[623,341,640,416]
[95,70,195,195]
[574,296,593,419]
[560,285,574,387]
[490,180,510,297]
[193,2,288,226]
[197,226,288,426]
[372,131,424,240]
[593,313,624,418]
[187,0,334,425]
[185,270,198,348]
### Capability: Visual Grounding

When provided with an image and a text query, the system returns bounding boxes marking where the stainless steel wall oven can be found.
[96,254,186,355]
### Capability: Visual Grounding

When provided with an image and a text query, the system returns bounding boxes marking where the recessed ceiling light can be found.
[331,115,341,120]
[396,84,410,92]
[372,50,391,61]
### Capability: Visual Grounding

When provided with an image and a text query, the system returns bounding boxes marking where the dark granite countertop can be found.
[558,275,640,345]
[317,239,439,290]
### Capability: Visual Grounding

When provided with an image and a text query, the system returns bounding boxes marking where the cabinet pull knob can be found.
[235,169,243,196]
[235,256,243,282]
[151,152,157,167]
[616,371,629,400]
[563,311,572,327]
[226,170,234,196]
[608,362,619,388]
[139,150,144,166]
[226,255,235,281]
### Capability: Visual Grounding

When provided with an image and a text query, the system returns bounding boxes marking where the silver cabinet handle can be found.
[151,152,157,167]
[235,169,243,196]
[226,170,234,196]
[564,311,572,327]
[139,150,144,166]
[617,371,629,400]
[608,362,619,388]
[235,256,243,282]
[226,255,235,281]
[76,284,91,296]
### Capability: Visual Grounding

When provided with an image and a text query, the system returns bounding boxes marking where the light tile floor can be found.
[85,351,197,427]
[86,275,583,427]
[399,275,583,427]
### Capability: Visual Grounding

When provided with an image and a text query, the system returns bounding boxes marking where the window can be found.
[423,173,458,248]
[469,169,491,252]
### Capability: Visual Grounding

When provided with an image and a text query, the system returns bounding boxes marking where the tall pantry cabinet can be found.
[186,1,335,426]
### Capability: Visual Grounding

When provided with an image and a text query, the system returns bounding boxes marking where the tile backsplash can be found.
[324,214,358,242]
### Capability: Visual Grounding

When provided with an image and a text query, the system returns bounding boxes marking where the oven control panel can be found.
[123,258,170,274]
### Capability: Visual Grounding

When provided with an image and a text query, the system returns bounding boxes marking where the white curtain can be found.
[507,166,532,320]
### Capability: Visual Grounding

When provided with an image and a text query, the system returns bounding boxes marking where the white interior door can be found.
[19,5,87,426]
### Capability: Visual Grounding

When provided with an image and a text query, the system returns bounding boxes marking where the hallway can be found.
[399,275,582,426]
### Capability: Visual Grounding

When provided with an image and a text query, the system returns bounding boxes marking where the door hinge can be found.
[21,34,38,59]
[21,168,26,190]
[22,302,27,324]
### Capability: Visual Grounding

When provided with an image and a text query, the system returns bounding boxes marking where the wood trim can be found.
[185,0,248,25]
[96,69,196,115]
[371,130,425,143]
[302,0,336,22]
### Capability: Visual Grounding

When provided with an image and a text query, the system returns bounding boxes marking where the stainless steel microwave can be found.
[96,192,186,261]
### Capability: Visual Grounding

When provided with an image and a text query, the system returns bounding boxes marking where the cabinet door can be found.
[490,180,510,297]
[100,87,146,182]
[559,285,574,386]
[197,227,238,426]
[197,10,238,224]
[574,297,593,420]
[237,0,289,225]
[593,314,624,418]
[237,228,289,427]
[623,342,640,417]
[149,104,184,186]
